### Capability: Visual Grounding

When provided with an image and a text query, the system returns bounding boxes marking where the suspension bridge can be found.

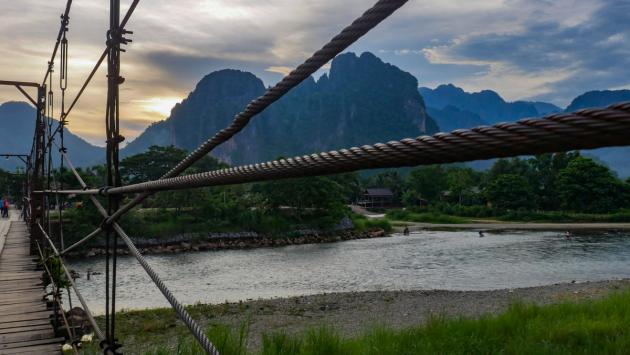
[0,0,629,353]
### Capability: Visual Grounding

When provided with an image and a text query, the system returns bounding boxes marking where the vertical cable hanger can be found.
[101,0,130,352]
[58,10,69,252]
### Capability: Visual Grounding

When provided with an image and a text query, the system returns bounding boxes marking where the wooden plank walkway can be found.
[0,216,63,354]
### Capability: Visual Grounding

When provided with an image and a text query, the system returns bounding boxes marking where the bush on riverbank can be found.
[351,214,392,232]
[88,288,630,354]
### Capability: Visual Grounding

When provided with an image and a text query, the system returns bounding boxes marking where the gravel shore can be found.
[199,279,630,350]
[396,222,630,232]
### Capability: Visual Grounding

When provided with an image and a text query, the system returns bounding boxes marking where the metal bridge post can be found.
[30,85,46,255]
[102,0,127,352]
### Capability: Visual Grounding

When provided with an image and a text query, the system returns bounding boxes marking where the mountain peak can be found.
[565,89,630,112]
[124,51,437,163]
[420,84,544,123]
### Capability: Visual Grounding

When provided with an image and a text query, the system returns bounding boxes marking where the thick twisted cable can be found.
[164,0,408,178]
[112,223,219,355]
[104,0,408,224]
[53,144,219,354]
[100,102,630,194]
[37,223,105,342]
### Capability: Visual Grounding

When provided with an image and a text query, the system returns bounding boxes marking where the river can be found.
[65,230,630,314]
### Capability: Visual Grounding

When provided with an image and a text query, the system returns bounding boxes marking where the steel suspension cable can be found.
[37,223,106,342]
[69,102,630,195]
[42,0,73,86]
[54,0,139,135]
[49,140,219,354]
[105,0,409,225]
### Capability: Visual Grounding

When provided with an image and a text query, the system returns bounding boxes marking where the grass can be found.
[385,209,470,224]
[78,288,630,354]
[498,209,630,223]
[350,214,393,232]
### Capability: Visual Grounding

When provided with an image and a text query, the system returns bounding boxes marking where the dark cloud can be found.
[142,51,284,90]
[441,0,630,103]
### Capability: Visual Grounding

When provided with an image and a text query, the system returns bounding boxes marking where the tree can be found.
[120,145,226,184]
[484,174,536,210]
[256,176,344,212]
[556,157,626,213]
[404,165,448,205]
[487,157,532,182]
[528,152,580,210]
[446,167,480,205]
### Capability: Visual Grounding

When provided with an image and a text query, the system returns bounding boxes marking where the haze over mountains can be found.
[1,51,628,175]
[0,101,103,171]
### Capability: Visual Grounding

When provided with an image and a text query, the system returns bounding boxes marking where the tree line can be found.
[6,145,628,244]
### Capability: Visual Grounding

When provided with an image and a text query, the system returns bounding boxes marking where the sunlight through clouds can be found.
[134,97,182,118]
[0,0,627,144]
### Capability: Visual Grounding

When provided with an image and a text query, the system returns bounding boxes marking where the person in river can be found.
[564,231,572,240]
[478,231,485,238]
[403,226,410,236]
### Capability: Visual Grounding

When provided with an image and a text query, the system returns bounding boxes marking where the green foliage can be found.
[556,156,627,213]
[255,177,345,212]
[0,168,25,203]
[484,174,536,210]
[445,166,482,205]
[403,165,448,204]
[120,145,226,184]
[44,256,70,289]
[350,214,392,232]
[140,288,630,355]
[386,209,469,224]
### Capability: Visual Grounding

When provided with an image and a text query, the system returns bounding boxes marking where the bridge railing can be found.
[21,0,630,354]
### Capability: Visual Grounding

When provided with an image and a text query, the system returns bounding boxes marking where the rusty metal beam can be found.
[0,80,40,88]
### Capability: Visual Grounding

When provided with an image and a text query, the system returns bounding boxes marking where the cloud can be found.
[265,66,292,76]
[418,0,630,104]
[0,0,627,145]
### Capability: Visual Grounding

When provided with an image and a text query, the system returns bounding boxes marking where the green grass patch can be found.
[350,214,392,232]
[79,288,630,354]
[498,209,630,223]
[386,209,469,224]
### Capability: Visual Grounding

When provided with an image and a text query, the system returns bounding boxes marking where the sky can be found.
[0,0,628,146]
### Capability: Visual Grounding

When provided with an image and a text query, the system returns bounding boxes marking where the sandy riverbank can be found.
[393,221,630,232]
[116,278,630,353]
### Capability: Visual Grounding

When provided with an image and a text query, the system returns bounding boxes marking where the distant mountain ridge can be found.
[565,90,630,112]
[123,52,438,165]
[1,51,628,176]
[0,101,103,171]
[419,84,562,130]
[421,84,630,176]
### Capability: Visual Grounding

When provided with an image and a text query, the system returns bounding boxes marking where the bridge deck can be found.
[0,215,63,354]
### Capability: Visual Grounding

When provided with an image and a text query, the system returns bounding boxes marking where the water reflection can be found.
[66,230,630,314]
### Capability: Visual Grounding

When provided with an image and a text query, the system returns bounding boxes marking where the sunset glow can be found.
[135,97,182,118]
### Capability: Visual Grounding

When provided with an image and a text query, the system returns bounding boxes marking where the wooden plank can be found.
[0,297,45,306]
[0,325,52,336]
[0,305,48,316]
[0,329,56,345]
[0,337,65,350]
[0,221,61,354]
[0,311,52,323]
[0,319,51,331]
[0,343,62,355]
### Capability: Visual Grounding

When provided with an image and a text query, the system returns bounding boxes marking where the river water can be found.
[65,230,630,314]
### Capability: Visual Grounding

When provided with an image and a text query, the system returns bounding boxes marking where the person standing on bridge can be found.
[2,197,9,218]
[0,197,4,218]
